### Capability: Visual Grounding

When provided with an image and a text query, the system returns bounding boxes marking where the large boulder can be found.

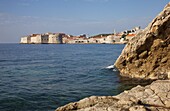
[114,3,170,80]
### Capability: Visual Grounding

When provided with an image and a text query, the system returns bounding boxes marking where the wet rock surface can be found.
[114,2,170,80]
[56,80,170,111]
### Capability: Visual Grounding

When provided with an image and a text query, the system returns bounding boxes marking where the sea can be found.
[0,44,151,111]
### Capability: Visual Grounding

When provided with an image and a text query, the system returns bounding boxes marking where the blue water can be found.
[0,44,149,111]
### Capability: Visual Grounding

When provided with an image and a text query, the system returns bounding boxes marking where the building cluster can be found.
[20,27,141,44]
[20,33,65,44]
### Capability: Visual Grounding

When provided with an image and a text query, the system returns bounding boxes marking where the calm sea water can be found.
[0,44,150,111]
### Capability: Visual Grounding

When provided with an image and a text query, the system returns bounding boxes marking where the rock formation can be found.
[114,3,170,80]
[56,80,170,111]
[56,3,170,111]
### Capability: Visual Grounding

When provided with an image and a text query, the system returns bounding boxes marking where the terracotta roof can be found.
[31,34,39,36]
[127,34,136,36]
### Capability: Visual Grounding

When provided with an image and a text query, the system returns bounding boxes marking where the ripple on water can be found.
[1,44,151,111]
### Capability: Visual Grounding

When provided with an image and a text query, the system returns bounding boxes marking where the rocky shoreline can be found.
[114,2,170,80]
[56,80,170,111]
[56,2,170,111]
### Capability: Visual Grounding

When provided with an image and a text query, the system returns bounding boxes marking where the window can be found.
[96,40,98,43]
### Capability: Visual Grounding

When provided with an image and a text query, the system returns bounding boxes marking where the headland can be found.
[56,2,170,111]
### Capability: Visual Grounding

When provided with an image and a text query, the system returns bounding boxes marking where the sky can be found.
[0,0,169,43]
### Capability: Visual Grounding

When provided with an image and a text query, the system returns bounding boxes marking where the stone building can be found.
[105,35,115,43]
[88,35,107,43]
[40,34,49,44]
[20,33,66,44]
[74,37,88,44]
[48,33,64,44]
[20,36,31,44]
[62,35,70,44]
[29,34,48,44]
[30,34,39,44]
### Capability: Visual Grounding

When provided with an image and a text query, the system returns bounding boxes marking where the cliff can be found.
[114,3,170,80]
[56,3,170,111]
[56,80,170,111]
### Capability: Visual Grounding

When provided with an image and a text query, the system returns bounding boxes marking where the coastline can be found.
[19,41,128,45]
[56,2,170,111]
[56,80,170,111]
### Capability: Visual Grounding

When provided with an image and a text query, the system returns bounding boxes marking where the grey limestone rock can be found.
[56,80,170,111]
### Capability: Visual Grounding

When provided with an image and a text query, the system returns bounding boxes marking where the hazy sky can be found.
[0,0,169,43]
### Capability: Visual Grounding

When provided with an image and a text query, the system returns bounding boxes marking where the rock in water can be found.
[114,2,170,80]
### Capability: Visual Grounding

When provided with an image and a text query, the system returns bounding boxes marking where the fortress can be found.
[20,27,141,44]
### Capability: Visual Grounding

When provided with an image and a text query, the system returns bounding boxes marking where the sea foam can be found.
[105,65,114,69]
